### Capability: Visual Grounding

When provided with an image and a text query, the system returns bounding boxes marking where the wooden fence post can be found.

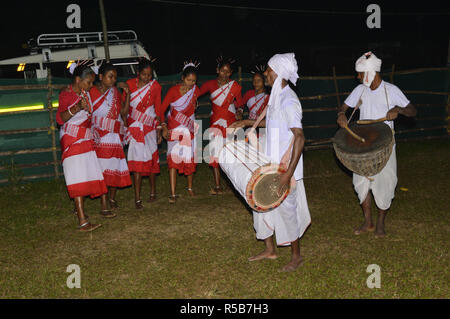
[447,93,450,134]
[332,66,341,108]
[238,66,242,86]
[46,69,59,180]
[390,64,395,84]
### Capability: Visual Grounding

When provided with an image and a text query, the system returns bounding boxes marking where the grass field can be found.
[0,139,448,298]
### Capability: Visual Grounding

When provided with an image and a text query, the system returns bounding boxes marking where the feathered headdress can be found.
[68,58,99,75]
[250,64,266,75]
[183,59,201,71]
[216,55,235,68]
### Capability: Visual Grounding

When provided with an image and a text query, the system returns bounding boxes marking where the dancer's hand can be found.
[79,98,90,112]
[229,120,247,129]
[157,132,162,144]
[236,108,243,121]
[161,125,169,140]
[117,82,129,94]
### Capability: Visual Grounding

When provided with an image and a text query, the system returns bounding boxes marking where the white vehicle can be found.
[0,30,151,79]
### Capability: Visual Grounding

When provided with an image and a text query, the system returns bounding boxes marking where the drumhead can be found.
[246,164,290,212]
[333,122,393,154]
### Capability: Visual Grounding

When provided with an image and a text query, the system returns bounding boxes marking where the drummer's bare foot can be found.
[280,256,304,272]
[248,250,278,262]
[375,211,387,238]
[354,222,375,235]
[375,229,386,238]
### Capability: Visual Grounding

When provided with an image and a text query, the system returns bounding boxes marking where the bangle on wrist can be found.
[68,106,75,116]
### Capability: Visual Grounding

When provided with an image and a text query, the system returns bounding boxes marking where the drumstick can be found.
[357,117,387,125]
[343,124,366,143]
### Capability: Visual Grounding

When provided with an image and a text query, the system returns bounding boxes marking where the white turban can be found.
[355,51,382,87]
[267,53,299,111]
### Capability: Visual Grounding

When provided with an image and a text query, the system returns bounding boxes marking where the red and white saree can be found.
[124,78,162,175]
[57,86,107,198]
[89,86,131,188]
[161,84,200,175]
[199,79,242,167]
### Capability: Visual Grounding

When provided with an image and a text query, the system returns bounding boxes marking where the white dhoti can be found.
[253,179,311,246]
[353,146,397,210]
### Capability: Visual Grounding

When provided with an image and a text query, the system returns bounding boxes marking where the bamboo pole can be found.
[0,67,446,92]
[0,147,59,157]
[0,172,64,184]
[447,93,450,134]
[332,66,341,107]
[238,66,242,87]
[395,125,447,134]
[0,127,50,135]
[403,91,450,96]
[390,64,395,84]
[46,69,59,180]
[0,161,58,171]
[99,0,110,62]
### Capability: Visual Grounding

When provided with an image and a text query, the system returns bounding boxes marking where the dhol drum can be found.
[218,140,291,212]
[333,122,394,177]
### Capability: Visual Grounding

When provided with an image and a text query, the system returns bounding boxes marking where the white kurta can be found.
[344,81,410,209]
[253,85,311,246]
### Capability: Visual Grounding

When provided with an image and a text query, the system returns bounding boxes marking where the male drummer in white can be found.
[231,53,311,272]
[337,51,416,237]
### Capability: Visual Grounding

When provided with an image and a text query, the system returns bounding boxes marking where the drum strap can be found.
[349,83,389,123]
[348,87,367,123]
[384,83,390,112]
[247,103,296,188]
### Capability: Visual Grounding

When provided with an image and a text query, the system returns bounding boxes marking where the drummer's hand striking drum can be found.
[218,140,291,212]
[333,122,394,177]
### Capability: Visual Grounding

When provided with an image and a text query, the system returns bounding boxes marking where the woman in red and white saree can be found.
[161,65,200,203]
[242,72,270,121]
[122,59,162,209]
[57,64,106,232]
[198,59,243,194]
[89,63,132,217]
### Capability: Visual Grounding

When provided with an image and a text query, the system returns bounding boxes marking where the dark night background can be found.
[0,0,449,77]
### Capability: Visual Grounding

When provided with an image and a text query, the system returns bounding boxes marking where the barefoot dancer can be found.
[198,56,243,194]
[89,63,132,217]
[337,52,416,237]
[56,63,106,232]
[160,62,200,203]
[123,59,162,209]
[231,53,311,272]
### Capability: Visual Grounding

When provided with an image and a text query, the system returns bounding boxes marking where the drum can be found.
[218,140,291,212]
[333,122,394,176]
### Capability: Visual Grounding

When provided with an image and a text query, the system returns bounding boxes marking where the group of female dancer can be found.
[57,57,270,232]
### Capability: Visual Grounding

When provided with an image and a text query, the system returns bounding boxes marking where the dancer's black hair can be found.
[72,64,95,81]
[98,62,117,76]
[216,55,236,71]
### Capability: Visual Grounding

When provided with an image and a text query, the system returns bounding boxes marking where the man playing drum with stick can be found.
[231,53,311,272]
[337,51,416,237]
